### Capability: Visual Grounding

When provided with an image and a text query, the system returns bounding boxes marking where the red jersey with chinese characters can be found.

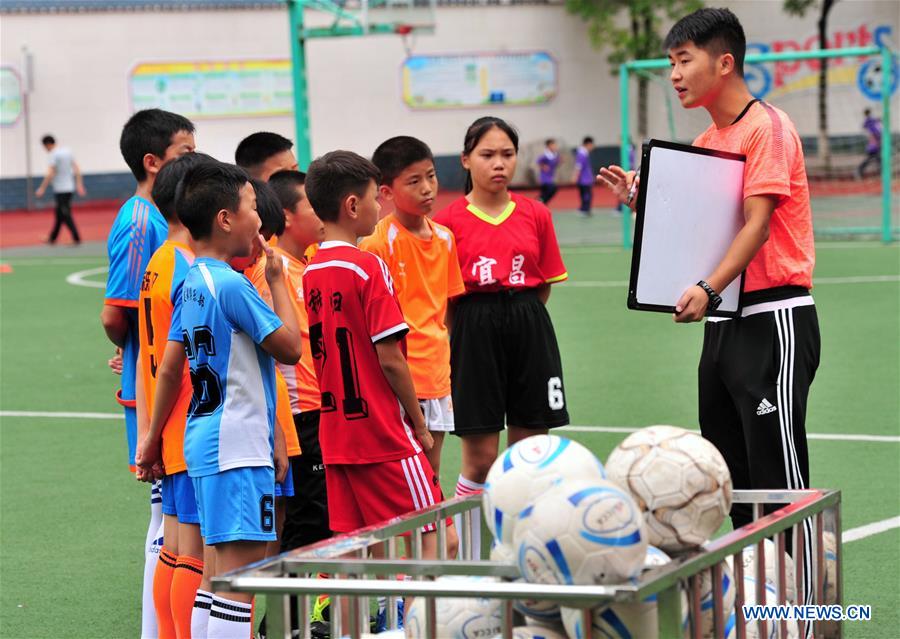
[302,240,423,465]
[433,192,568,292]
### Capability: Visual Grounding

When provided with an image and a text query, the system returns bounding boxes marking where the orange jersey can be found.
[138,240,194,474]
[245,259,302,456]
[270,246,320,413]
[359,215,465,398]
[693,101,814,293]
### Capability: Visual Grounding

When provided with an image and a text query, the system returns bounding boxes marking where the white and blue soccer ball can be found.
[513,479,646,587]
[559,546,688,639]
[490,625,568,639]
[403,577,502,639]
[726,538,797,604]
[483,435,606,548]
[694,560,736,638]
[724,575,800,639]
[605,425,732,552]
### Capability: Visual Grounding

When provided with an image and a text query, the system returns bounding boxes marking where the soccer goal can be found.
[618,45,897,247]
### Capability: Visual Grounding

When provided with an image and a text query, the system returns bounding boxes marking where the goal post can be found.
[618,45,897,248]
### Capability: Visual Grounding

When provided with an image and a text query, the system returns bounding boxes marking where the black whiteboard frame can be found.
[627,139,747,319]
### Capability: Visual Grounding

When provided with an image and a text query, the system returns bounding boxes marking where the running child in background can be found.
[135,152,213,639]
[100,108,195,639]
[176,160,300,639]
[573,136,595,216]
[434,117,570,559]
[360,136,465,480]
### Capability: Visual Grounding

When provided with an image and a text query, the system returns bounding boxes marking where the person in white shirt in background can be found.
[35,134,86,245]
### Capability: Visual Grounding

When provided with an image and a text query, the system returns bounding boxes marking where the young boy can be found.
[175,160,301,638]
[359,136,465,479]
[136,152,212,639]
[599,5,818,609]
[267,169,331,551]
[235,131,299,181]
[100,108,195,639]
[303,150,457,550]
[573,136,595,216]
[536,138,560,205]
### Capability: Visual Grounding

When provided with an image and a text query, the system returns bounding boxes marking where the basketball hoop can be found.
[395,24,416,56]
[394,23,413,35]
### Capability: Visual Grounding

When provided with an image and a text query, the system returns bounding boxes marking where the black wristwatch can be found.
[697,280,723,311]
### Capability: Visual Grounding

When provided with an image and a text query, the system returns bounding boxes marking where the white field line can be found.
[2,412,896,443]
[2,257,106,266]
[1,411,897,543]
[558,424,900,443]
[843,517,900,543]
[558,275,899,288]
[65,265,108,288]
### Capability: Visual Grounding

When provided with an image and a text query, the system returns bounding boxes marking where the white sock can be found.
[192,590,213,639]
[208,595,253,639]
[141,480,164,639]
[454,475,484,560]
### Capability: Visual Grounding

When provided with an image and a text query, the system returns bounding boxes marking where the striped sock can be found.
[191,590,213,639]
[171,555,203,639]
[454,475,485,560]
[152,547,177,639]
[207,596,253,639]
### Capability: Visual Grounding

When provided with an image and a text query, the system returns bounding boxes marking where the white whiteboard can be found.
[628,140,746,317]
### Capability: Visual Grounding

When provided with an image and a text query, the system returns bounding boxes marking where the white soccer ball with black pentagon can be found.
[484,435,606,547]
[605,425,732,552]
[513,479,646,587]
[404,577,502,639]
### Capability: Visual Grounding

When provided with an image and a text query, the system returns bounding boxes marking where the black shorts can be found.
[281,410,331,551]
[450,290,569,435]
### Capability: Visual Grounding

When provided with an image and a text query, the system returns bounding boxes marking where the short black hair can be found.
[268,170,307,212]
[120,109,195,182]
[545,138,556,146]
[250,178,285,239]
[175,161,250,241]
[305,151,381,223]
[664,8,746,77]
[371,136,434,186]
[235,132,293,172]
[41,135,55,146]
[151,152,216,223]
[582,136,595,145]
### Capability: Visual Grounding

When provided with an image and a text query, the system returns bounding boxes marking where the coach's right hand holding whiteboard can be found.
[598,140,778,321]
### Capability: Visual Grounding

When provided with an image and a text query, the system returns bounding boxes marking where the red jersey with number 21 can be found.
[303,240,422,465]
[433,192,568,293]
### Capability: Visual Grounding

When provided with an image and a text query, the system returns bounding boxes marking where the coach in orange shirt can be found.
[600,7,820,586]
[360,136,465,479]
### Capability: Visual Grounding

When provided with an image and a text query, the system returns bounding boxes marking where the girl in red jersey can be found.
[434,116,570,559]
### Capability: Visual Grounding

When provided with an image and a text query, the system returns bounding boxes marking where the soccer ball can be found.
[513,479,646,587]
[559,546,688,639]
[724,575,799,639]
[490,626,568,639]
[605,425,732,552]
[489,541,516,564]
[483,435,606,547]
[822,531,838,605]
[692,560,736,638]
[404,577,502,639]
[491,541,562,623]
[726,538,796,603]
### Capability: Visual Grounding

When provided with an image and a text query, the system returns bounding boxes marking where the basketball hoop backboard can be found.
[300,0,435,38]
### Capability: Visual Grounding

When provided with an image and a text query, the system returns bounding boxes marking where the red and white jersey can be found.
[433,192,568,293]
[302,240,422,465]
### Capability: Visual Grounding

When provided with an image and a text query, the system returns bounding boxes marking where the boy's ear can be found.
[719,52,736,76]
[143,153,165,180]
[282,207,293,228]
[378,184,394,202]
[344,193,360,219]
[216,208,231,233]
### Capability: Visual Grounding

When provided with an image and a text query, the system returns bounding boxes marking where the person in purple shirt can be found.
[573,136,595,216]
[857,108,882,178]
[536,138,561,205]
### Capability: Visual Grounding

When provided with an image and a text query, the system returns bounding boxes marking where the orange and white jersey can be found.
[138,240,194,474]
[245,258,303,457]
[359,215,465,399]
